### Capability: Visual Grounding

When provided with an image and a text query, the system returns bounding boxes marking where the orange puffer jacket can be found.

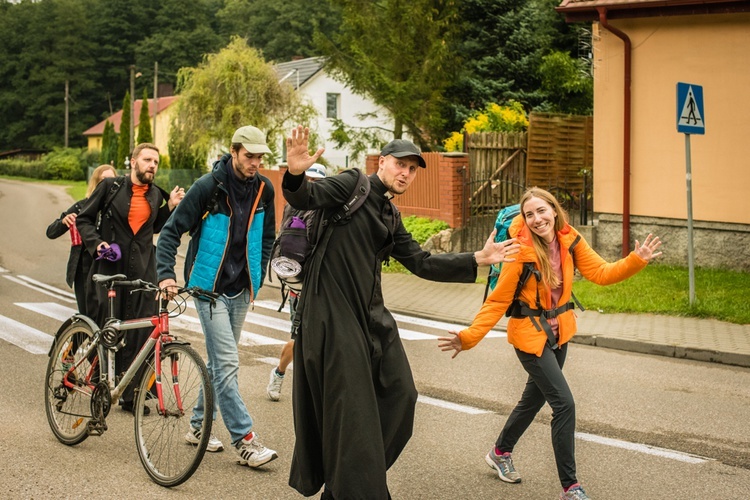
[459,219,648,357]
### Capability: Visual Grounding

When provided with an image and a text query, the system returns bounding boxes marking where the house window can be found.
[327,93,340,119]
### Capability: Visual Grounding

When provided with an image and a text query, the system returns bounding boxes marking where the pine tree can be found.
[137,88,153,144]
[100,120,116,165]
[117,91,131,168]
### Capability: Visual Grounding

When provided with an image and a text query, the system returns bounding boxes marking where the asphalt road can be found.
[1,178,749,499]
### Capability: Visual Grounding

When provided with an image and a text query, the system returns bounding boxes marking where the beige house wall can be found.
[85,107,173,158]
[593,13,750,225]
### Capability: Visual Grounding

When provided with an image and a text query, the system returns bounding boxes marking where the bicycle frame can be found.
[62,295,183,416]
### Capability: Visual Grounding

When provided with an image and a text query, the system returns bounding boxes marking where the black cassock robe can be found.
[283,170,476,499]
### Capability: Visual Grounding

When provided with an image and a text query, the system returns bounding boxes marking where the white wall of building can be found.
[284,71,395,169]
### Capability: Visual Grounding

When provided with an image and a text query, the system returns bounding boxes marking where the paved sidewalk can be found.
[380,273,750,368]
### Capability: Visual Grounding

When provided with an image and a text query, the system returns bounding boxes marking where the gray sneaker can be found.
[560,485,590,499]
[485,448,521,483]
[267,368,284,401]
[235,432,278,468]
[184,426,224,452]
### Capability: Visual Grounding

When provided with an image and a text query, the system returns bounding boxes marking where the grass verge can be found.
[573,264,750,324]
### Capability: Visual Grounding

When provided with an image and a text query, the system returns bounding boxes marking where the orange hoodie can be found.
[459,217,648,356]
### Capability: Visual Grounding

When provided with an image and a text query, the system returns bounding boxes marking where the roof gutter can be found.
[597,7,632,257]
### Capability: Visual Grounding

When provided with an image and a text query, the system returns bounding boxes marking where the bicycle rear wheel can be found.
[133,343,213,487]
[45,321,101,445]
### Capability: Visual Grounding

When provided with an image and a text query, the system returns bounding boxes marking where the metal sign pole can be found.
[677,82,703,307]
[684,133,695,305]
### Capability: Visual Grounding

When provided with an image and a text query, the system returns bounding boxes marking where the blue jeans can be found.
[191,289,254,445]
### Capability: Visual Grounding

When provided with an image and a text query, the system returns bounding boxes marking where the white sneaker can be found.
[267,368,284,401]
[235,432,278,468]
[184,427,224,452]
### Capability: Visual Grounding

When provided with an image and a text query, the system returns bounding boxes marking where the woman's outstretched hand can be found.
[634,233,663,262]
[438,331,463,359]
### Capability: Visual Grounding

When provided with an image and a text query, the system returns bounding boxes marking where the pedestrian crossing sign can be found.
[677,83,705,135]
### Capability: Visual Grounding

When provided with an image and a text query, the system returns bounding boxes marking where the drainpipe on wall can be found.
[597,7,632,257]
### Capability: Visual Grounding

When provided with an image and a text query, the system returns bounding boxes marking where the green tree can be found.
[217,0,341,62]
[0,0,101,149]
[442,0,589,135]
[538,51,593,115]
[100,120,118,166]
[317,0,462,149]
[137,88,153,144]
[170,36,318,168]
[117,91,131,168]
[134,0,223,91]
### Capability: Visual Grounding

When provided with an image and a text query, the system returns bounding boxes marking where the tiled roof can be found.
[274,57,325,90]
[82,95,179,136]
[557,0,750,19]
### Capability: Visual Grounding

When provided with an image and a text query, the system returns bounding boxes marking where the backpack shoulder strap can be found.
[328,169,371,225]
[567,234,585,311]
[96,176,125,231]
[103,176,125,212]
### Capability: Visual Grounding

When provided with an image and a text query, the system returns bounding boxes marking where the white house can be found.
[274,57,396,169]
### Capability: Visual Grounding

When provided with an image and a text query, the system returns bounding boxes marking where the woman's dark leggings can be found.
[496,342,577,489]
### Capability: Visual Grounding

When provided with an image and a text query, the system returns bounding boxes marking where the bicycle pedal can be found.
[86,419,107,436]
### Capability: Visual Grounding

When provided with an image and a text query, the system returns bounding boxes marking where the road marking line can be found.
[16,302,76,322]
[171,314,286,346]
[0,314,53,354]
[417,395,491,415]
[17,275,76,299]
[0,266,8,273]
[575,432,710,464]
[252,299,505,340]
[3,275,76,303]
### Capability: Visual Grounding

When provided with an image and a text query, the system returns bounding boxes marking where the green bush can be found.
[0,159,46,178]
[383,216,452,274]
[43,148,87,181]
[402,215,450,245]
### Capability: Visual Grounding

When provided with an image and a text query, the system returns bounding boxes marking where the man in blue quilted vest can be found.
[156,125,277,469]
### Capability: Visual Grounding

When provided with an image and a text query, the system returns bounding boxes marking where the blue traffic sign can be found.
[677,83,704,135]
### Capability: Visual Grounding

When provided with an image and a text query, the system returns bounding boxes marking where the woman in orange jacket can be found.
[439,187,662,500]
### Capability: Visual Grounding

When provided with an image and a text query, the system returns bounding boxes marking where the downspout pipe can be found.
[597,7,632,257]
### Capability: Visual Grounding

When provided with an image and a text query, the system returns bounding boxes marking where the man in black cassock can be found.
[282,126,519,499]
[76,143,183,413]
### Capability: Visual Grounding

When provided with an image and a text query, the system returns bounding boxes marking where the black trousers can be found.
[496,342,577,488]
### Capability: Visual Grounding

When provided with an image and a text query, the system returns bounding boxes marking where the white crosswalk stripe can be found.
[0,314,53,354]
[16,302,76,322]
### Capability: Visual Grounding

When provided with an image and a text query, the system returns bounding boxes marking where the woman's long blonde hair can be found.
[519,187,569,289]
[86,164,118,198]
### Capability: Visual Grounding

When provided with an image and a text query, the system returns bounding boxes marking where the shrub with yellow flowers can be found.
[443,101,529,152]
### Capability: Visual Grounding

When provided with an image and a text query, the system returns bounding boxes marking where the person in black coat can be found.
[282,126,520,499]
[76,143,184,413]
[46,164,117,315]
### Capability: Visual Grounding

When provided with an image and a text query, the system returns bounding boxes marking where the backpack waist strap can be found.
[513,301,576,350]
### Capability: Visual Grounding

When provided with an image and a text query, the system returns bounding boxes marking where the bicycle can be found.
[44,273,217,487]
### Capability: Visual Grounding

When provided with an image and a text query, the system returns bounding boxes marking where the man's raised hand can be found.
[286,125,325,176]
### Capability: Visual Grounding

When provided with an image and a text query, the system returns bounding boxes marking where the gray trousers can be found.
[496,343,577,489]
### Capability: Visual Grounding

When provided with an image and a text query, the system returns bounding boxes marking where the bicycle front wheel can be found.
[44,321,101,445]
[133,343,213,487]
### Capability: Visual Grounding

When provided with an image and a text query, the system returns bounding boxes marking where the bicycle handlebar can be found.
[96,275,219,302]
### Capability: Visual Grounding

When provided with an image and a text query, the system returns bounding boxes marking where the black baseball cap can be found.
[380,139,427,168]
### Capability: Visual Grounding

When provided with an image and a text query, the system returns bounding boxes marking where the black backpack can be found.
[269,169,370,309]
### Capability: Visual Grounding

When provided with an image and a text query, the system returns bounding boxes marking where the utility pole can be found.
[129,65,136,153]
[64,80,69,148]
[153,62,158,146]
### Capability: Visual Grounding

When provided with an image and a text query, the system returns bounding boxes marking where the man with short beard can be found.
[77,142,184,413]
